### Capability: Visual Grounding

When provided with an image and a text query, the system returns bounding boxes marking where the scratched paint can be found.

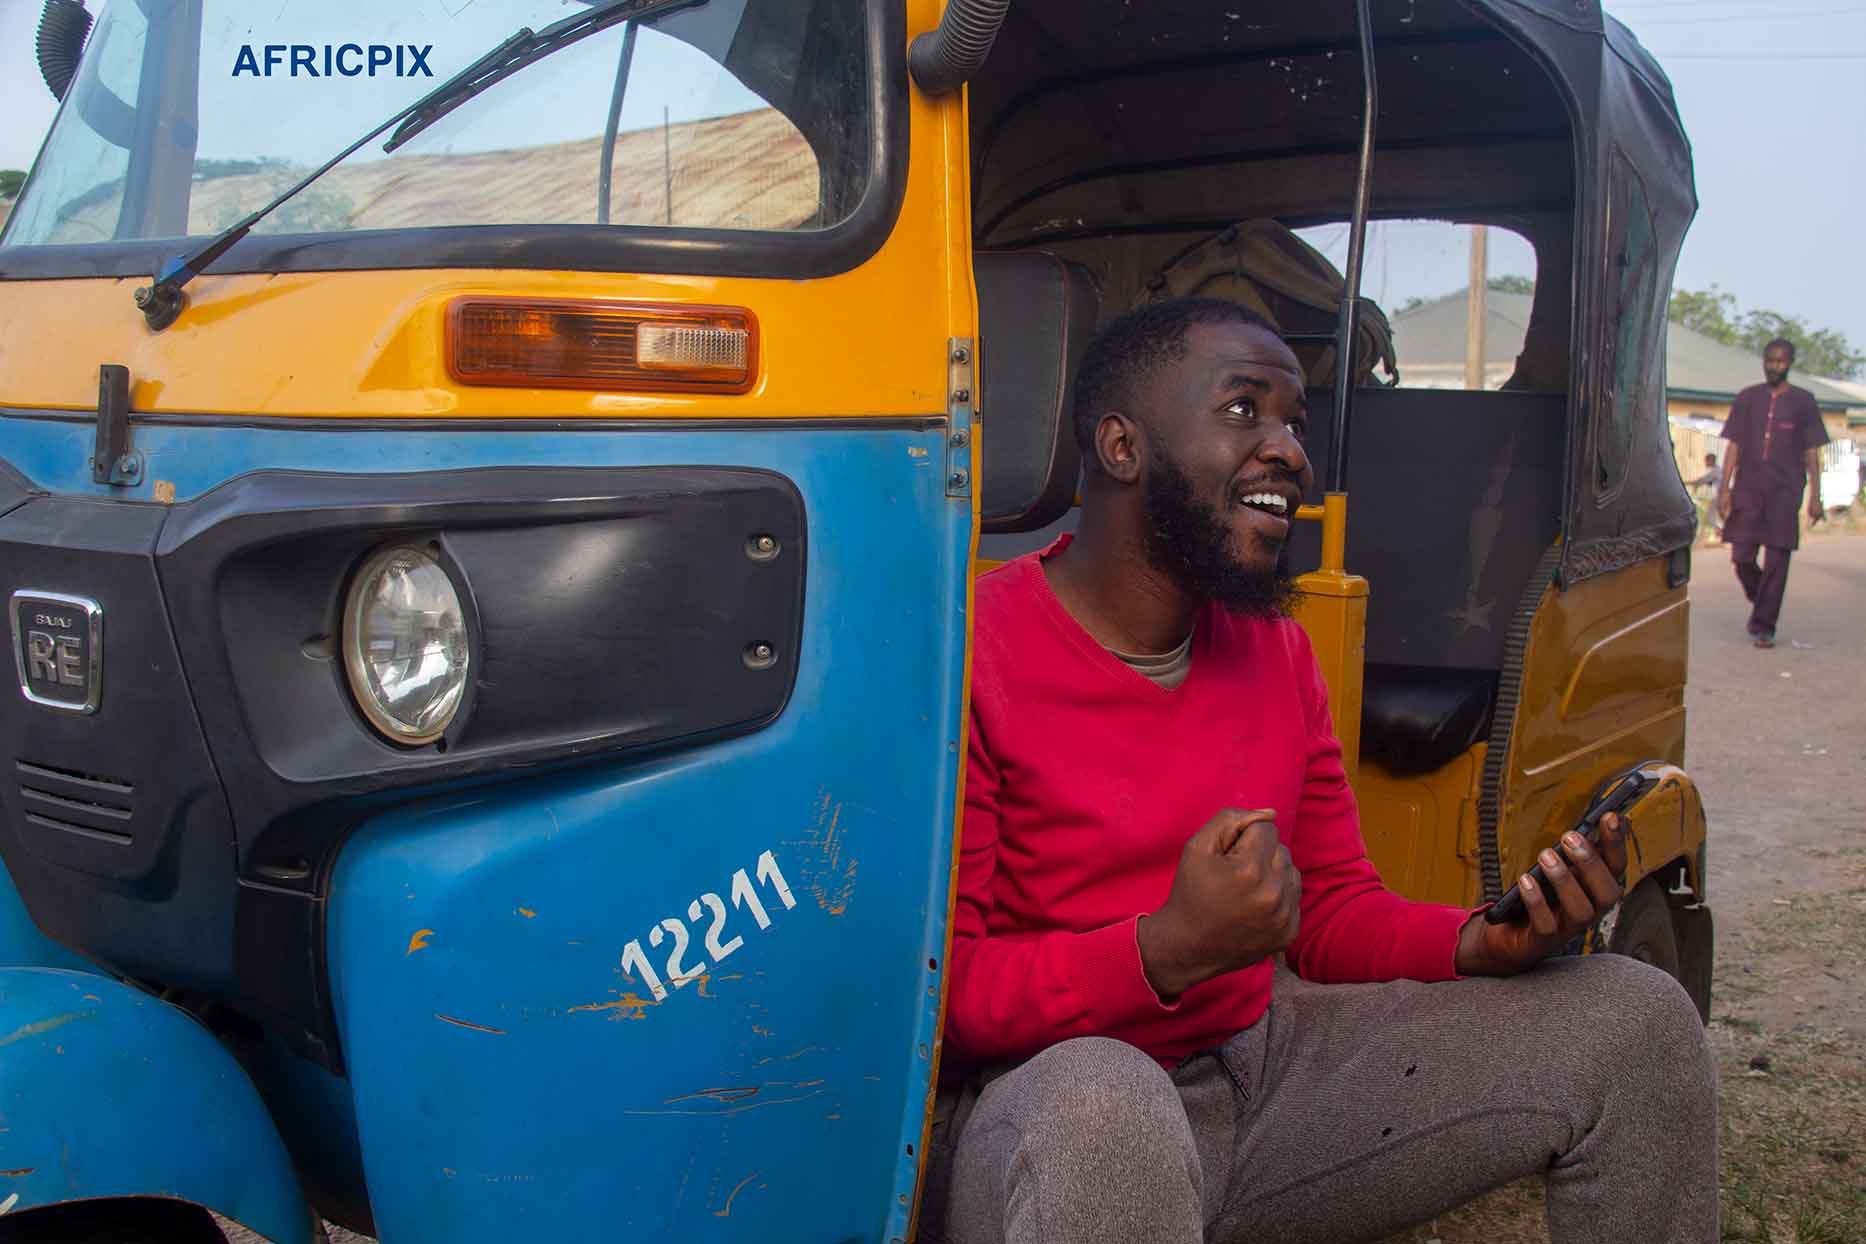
[752,1044,822,1067]
[622,1089,823,1118]
[566,992,661,1021]
[711,1172,759,1218]
[695,971,743,998]
[406,929,435,955]
[432,1012,506,1035]
[789,791,859,916]
[663,1087,758,1105]
[0,1011,89,1048]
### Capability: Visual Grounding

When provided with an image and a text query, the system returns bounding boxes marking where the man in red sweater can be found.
[924,300,1715,1243]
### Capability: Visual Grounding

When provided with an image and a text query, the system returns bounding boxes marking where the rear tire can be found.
[2,1198,230,1244]
[1607,879,1711,1024]
[1608,879,1679,977]
[1671,901,1715,1024]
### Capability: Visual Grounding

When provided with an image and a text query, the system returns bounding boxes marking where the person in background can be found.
[1688,452,1724,542]
[1717,338,1828,648]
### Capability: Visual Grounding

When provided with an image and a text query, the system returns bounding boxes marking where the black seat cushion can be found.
[1360,664,1497,777]
[975,251,1100,533]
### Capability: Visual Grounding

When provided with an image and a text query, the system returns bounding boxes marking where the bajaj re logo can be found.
[232,44,435,78]
[11,591,102,715]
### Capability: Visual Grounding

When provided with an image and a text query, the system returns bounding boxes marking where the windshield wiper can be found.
[134,0,707,331]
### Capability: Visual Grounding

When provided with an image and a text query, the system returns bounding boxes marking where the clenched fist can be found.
[1137,808,1301,1001]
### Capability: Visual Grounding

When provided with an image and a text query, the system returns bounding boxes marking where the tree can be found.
[1393,277,1531,317]
[0,169,25,199]
[1669,285,1863,379]
[1734,310,1863,381]
[1667,285,1740,345]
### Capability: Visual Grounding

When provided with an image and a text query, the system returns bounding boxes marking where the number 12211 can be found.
[619,850,798,1002]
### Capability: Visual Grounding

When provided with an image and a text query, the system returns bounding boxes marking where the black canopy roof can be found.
[969,0,1700,583]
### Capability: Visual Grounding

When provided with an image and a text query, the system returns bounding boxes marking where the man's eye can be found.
[1225,399,1256,419]
[1289,419,1307,441]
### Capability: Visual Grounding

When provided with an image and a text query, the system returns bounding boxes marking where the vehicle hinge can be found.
[91,364,143,487]
[945,337,975,499]
[1666,545,1691,589]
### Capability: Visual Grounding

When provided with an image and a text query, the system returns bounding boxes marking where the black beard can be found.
[1142,451,1295,618]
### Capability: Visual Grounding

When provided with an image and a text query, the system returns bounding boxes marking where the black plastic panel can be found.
[975,251,1098,532]
[0,496,239,992]
[0,459,39,519]
[157,467,805,880]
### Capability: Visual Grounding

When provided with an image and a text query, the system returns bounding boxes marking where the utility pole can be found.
[1465,224,1488,391]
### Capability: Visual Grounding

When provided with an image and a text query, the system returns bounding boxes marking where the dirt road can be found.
[1686,528,1866,1039]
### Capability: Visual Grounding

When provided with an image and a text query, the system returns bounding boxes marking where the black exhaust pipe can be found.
[908,0,1009,96]
[36,0,92,101]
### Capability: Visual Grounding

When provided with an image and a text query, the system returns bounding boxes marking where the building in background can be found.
[1391,288,1863,507]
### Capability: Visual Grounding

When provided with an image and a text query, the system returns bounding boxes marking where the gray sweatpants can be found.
[922,955,1716,1244]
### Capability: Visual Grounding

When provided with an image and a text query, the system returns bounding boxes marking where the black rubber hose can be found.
[36,0,92,102]
[908,0,1010,96]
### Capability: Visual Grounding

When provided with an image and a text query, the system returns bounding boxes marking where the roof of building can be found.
[4,108,813,244]
[1391,287,1863,412]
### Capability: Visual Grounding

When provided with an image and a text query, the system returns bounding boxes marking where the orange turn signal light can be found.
[446,298,758,394]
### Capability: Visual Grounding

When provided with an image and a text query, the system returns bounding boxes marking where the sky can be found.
[1,0,1863,359]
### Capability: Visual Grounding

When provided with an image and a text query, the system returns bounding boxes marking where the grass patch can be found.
[1714,1036,1866,1243]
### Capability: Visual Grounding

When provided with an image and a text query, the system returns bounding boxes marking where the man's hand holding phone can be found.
[1454,812,1628,977]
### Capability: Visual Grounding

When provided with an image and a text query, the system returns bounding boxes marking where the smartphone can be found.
[1484,764,1655,925]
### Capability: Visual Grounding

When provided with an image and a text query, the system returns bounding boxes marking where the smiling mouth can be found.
[1235,490,1291,519]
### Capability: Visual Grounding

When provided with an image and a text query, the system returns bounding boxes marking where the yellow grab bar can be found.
[1295,494,1349,573]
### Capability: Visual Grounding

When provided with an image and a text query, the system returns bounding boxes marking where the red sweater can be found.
[950,541,1472,1066]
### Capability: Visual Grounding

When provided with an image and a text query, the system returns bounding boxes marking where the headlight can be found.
[342,545,470,745]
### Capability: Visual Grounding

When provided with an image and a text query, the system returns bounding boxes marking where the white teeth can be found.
[1239,492,1288,513]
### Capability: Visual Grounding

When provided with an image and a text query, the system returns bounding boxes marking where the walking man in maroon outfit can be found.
[1717,337,1829,647]
[923,300,1716,1243]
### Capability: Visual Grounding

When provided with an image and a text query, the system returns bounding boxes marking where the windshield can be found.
[3,0,871,249]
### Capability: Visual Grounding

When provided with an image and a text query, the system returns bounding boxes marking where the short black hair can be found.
[1072,298,1281,467]
[1765,337,1796,361]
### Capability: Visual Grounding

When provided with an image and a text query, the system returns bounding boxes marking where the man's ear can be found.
[1095,411,1144,485]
